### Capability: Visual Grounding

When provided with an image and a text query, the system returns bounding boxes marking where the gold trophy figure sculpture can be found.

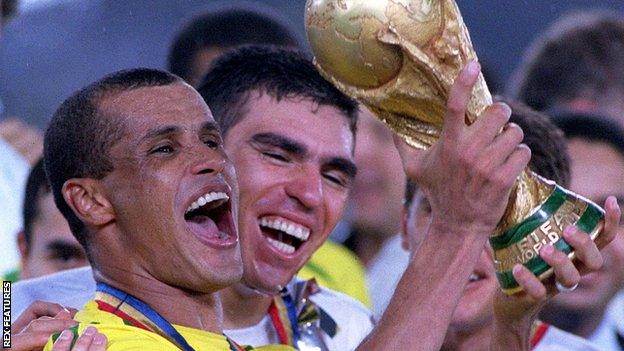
[305,0,604,294]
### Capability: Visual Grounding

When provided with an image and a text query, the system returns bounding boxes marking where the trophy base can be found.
[490,185,605,295]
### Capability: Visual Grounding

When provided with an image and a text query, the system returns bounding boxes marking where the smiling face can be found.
[403,190,498,332]
[223,92,356,293]
[95,83,242,293]
[547,138,624,312]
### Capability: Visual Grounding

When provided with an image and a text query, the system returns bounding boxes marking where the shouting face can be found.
[95,83,242,293]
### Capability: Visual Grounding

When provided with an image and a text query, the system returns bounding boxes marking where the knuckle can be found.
[446,100,464,116]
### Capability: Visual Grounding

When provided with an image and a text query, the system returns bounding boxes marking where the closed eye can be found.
[323,172,347,188]
[262,151,290,163]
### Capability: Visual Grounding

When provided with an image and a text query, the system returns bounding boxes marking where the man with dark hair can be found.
[12,159,88,281]
[540,112,624,350]
[508,10,624,124]
[17,48,612,350]
[170,8,371,307]
[199,46,609,350]
[42,68,252,349]
[401,102,619,350]
[168,7,298,87]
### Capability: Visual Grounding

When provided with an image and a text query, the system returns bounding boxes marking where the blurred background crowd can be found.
[2,0,624,349]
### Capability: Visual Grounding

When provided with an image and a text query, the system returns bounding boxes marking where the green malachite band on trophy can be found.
[489,186,567,251]
[495,201,604,290]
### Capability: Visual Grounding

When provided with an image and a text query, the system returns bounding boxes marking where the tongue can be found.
[187,214,220,237]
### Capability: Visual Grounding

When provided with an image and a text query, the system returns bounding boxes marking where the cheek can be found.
[324,190,349,229]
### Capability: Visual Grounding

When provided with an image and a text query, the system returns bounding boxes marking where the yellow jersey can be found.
[44,300,293,351]
[299,241,371,308]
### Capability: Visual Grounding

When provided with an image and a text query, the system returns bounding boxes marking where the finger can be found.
[540,244,581,289]
[563,226,603,272]
[393,134,426,179]
[495,144,531,190]
[27,317,78,334]
[11,332,52,350]
[71,326,98,350]
[443,60,481,139]
[52,329,76,351]
[468,103,512,149]
[12,301,66,333]
[480,122,524,171]
[88,333,107,351]
[596,196,621,250]
[512,264,547,301]
[54,309,75,320]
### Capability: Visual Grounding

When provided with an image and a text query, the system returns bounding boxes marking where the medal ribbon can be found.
[267,279,336,349]
[95,282,246,351]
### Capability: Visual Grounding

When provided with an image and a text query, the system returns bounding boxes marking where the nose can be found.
[284,166,323,211]
[189,146,226,176]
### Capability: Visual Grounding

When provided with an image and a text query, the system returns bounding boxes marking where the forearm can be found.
[357,224,488,351]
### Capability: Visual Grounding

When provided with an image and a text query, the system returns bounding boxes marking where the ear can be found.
[62,178,115,228]
[17,230,29,262]
[400,207,410,252]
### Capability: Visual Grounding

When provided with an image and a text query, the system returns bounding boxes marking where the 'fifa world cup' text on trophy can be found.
[305,0,604,294]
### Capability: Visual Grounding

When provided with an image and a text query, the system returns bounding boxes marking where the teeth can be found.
[267,237,296,254]
[257,217,310,241]
[469,273,479,282]
[185,192,229,214]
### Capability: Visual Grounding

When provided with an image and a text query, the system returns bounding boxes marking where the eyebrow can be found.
[46,240,85,256]
[324,157,358,180]
[251,132,307,156]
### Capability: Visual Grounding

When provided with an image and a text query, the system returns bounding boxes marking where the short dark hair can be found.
[44,68,182,247]
[551,111,624,159]
[404,100,570,208]
[168,7,298,84]
[1,0,17,21]
[509,10,624,112]
[22,158,50,248]
[197,45,359,139]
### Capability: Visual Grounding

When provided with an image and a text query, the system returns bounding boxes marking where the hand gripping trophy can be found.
[305,0,604,294]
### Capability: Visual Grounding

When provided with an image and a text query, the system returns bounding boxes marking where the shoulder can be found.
[535,324,601,351]
[12,266,95,318]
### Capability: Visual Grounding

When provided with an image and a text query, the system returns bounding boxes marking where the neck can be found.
[221,282,274,330]
[441,323,493,351]
[353,228,388,267]
[540,304,605,338]
[93,267,223,333]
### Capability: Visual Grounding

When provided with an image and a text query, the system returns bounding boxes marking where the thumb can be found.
[393,134,426,180]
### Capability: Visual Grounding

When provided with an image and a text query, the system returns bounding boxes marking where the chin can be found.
[243,263,292,295]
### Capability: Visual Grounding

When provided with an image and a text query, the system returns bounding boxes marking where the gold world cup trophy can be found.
[305,0,605,294]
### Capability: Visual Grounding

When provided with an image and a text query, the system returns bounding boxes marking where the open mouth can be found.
[184,191,235,246]
[257,216,310,255]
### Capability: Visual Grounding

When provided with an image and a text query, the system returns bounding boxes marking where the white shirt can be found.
[0,139,29,275]
[586,290,624,350]
[226,278,373,351]
[536,324,600,350]
[366,234,409,319]
[12,267,374,351]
